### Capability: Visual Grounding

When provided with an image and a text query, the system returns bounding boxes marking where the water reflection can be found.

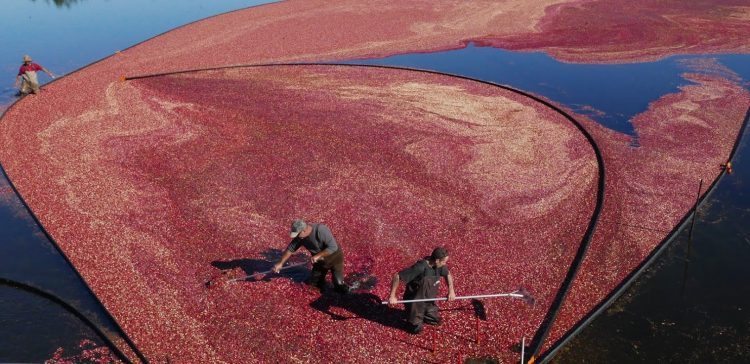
[350,44,750,136]
[555,169,750,362]
[0,285,103,362]
[30,0,86,8]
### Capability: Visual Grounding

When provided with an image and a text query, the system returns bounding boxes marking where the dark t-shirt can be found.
[286,223,339,255]
[398,259,449,293]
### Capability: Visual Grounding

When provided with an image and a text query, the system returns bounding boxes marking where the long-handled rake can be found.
[381,287,535,305]
[227,261,308,283]
[204,261,308,288]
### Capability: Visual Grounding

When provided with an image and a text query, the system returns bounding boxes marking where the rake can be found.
[381,287,535,305]
[204,261,308,288]
[227,261,308,283]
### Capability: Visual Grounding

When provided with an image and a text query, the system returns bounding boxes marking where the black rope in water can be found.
[0,277,132,363]
[0,162,150,364]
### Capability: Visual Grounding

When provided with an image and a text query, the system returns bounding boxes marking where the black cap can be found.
[431,247,448,260]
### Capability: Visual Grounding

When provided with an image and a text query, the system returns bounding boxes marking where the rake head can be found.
[203,270,231,289]
[517,287,536,306]
[471,299,488,321]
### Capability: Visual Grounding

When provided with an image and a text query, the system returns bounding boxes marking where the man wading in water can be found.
[14,55,55,95]
[388,247,456,334]
[273,219,350,294]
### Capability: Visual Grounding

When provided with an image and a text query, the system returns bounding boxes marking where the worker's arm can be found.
[13,75,21,88]
[310,249,331,263]
[41,67,56,79]
[272,250,294,273]
[446,272,456,301]
[387,273,401,305]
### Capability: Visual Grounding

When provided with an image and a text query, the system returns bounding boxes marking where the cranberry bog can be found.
[0,64,600,362]
[1,1,749,363]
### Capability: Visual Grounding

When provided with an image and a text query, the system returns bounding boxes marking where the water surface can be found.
[348,43,750,136]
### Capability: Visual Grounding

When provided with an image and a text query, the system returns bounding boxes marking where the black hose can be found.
[0,277,131,363]
[0,164,149,364]
[537,104,750,362]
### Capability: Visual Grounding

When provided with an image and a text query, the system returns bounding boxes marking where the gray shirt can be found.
[286,223,339,255]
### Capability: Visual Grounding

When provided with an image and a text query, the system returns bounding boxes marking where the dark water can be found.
[0,285,105,361]
[555,129,750,363]
[0,178,123,360]
[1,1,748,362]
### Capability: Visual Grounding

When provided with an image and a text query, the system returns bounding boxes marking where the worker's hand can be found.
[388,295,398,306]
[271,262,283,274]
[311,254,323,264]
[447,291,456,301]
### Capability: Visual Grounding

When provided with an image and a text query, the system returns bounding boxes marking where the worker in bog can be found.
[388,247,456,334]
[14,55,56,95]
[273,219,350,293]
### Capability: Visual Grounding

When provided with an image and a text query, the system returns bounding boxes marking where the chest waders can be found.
[20,71,40,94]
[308,249,349,293]
[404,274,442,329]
